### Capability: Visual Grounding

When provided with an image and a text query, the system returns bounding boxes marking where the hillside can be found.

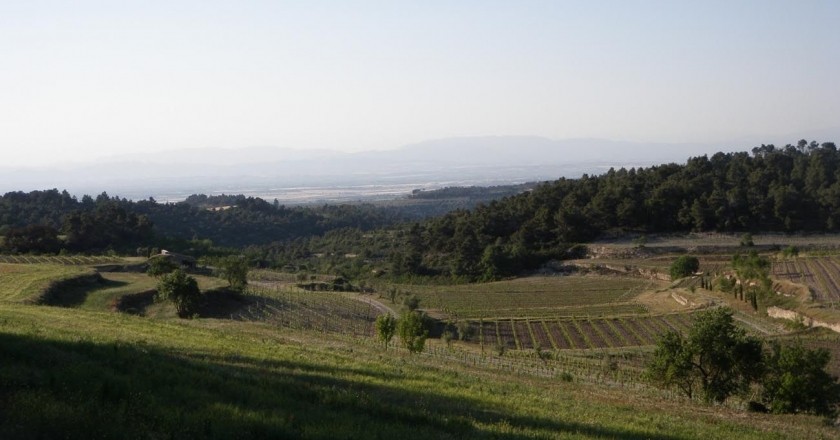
[0,302,834,439]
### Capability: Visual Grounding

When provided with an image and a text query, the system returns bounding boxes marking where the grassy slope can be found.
[1,263,837,439]
[0,263,92,302]
[78,272,228,312]
[0,304,836,440]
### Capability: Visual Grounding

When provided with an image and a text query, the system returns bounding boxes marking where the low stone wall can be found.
[766,306,840,333]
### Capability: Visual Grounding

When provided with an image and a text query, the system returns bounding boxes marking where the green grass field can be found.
[0,262,837,439]
[1,303,836,439]
[0,263,94,303]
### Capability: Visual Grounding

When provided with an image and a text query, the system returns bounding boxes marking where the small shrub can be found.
[375,314,397,348]
[495,343,506,357]
[397,310,427,354]
[781,246,799,258]
[761,342,840,416]
[740,233,755,247]
[402,294,420,311]
[147,256,177,277]
[156,269,201,318]
[669,255,699,280]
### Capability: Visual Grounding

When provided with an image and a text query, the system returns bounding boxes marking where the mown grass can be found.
[76,272,228,312]
[0,263,93,303]
[0,304,836,440]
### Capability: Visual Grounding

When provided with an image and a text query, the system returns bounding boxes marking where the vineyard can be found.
[772,257,840,302]
[459,313,696,350]
[401,276,658,319]
[0,254,124,265]
[233,285,379,336]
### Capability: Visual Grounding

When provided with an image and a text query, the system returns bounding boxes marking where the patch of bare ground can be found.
[340,292,396,317]
[634,286,713,314]
[772,279,813,302]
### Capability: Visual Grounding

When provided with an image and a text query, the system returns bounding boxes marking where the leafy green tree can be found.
[375,314,397,348]
[479,242,507,281]
[761,342,840,416]
[669,255,699,280]
[397,310,427,354]
[647,307,764,403]
[647,331,698,398]
[156,269,201,318]
[219,256,249,291]
[2,225,62,254]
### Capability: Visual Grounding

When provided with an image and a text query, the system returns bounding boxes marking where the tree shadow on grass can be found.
[38,275,121,308]
[0,332,692,440]
[194,287,250,319]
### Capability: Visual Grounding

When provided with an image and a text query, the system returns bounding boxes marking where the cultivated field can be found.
[0,254,125,265]
[234,285,379,336]
[399,275,658,320]
[772,256,840,302]
[461,313,696,350]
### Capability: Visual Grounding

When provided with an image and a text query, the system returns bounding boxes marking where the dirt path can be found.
[341,293,397,317]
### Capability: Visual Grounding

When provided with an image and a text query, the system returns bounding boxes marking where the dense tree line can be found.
[0,191,152,254]
[4,141,840,280]
[392,140,840,280]
[0,191,403,254]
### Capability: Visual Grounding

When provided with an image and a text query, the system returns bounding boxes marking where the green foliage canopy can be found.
[218,256,249,291]
[156,269,201,318]
[146,256,178,277]
[397,310,427,354]
[375,314,397,348]
[669,255,699,280]
[647,308,763,403]
[761,342,840,416]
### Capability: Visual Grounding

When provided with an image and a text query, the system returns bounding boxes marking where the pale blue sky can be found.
[2,1,839,166]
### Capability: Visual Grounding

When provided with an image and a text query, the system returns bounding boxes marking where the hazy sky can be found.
[2,1,839,167]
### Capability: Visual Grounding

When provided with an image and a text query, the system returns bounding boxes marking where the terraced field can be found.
[0,263,94,302]
[0,254,124,265]
[462,313,696,350]
[402,276,658,319]
[772,257,840,302]
[234,286,379,336]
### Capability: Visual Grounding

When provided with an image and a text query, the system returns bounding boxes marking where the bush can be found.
[147,256,178,277]
[397,310,427,354]
[669,255,699,280]
[375,314,397,348]
[218,256,249,291]
[402,294,420,311]
[761,342,840,416]
[156,269,201,318]
[647,307,763,403]
[740,233,754,247]
[781,246,799,258]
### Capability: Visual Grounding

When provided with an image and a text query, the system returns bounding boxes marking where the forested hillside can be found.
[0,191,402,252]
[394,141,840,280]
[3,141,840,282]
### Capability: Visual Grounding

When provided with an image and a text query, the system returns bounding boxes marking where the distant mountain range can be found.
[3,132,838,202]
